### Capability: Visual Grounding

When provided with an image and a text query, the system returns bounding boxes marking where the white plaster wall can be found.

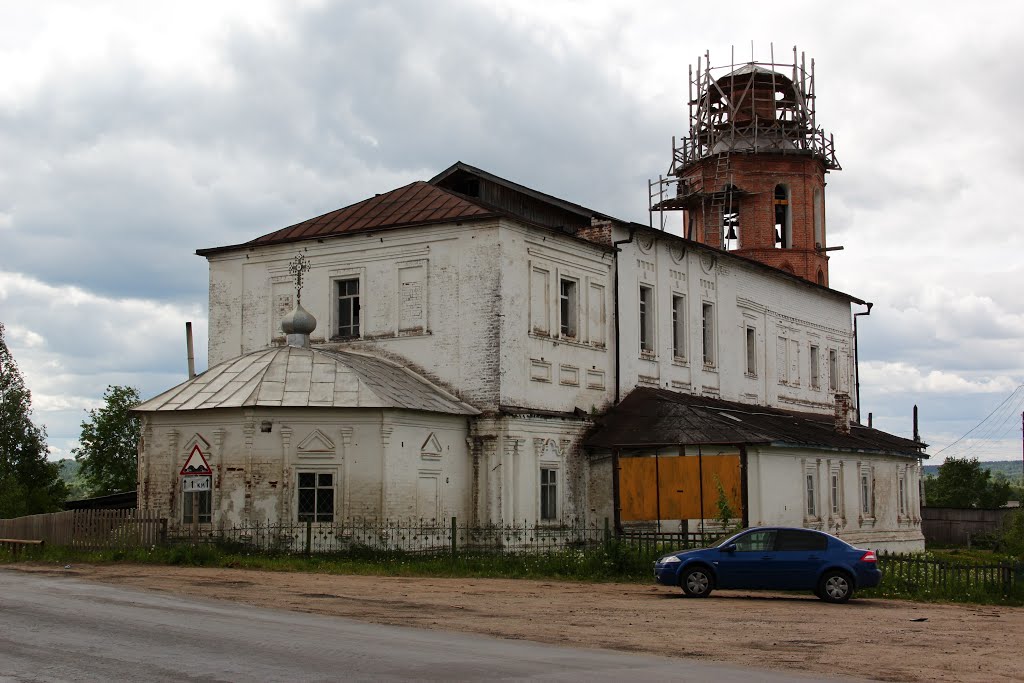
[205,221,504,408]
[469,415,592,526]
[746,446,924,552]
[611,225,856,416]
[138,407,470,533]
[497,223,615,414]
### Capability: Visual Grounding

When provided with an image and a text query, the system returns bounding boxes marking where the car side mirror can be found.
[721,544,737,553]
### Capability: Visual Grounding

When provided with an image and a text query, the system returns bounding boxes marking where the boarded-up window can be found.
[588,283,605,345]
[531,267,550,335]
[789,339,801,386]
[417,474,439,521]
[745,327,756,375]
[398,264,426,333]
[271,282,292,340]
[619,453,741,521]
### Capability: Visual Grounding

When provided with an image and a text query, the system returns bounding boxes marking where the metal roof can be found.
[584,387,925,457]
[135,346,479,415]
[197,181,499,255]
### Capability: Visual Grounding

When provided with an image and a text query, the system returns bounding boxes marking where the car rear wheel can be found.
[681,566,714,598]
[818,570,853,603]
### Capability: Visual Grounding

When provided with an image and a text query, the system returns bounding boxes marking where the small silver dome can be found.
[281,303,316,347]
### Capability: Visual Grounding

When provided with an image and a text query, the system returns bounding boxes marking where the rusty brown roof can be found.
[198,182,499,255]
[585,387,926,457]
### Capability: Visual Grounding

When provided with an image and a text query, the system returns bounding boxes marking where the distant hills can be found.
[922,459,1023,478]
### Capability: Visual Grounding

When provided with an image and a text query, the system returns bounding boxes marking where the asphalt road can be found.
[0,570,849,682]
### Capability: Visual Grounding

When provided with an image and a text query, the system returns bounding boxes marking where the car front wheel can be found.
[818,570,853,603]
[681,566,714,598]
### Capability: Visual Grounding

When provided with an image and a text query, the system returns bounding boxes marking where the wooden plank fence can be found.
[0,510,167,550]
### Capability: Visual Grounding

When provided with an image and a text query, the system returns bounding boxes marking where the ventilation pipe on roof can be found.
[185,322,196,379]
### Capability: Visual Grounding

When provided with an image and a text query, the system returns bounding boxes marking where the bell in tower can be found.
[650,46,840,287]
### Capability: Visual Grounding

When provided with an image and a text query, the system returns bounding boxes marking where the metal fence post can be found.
[450,516,457,562]
[305,520,312,556]
[603,517,611,546]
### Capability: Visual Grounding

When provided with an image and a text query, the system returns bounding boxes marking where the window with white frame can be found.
[860,464,874,518]
[829,349,839,391]
[805,471,817,518]
[639,286,654,353]
[297,472,335,522]
[702,302,715,366]
[898,474,907,516]
[182,490,211,524]
[830,470,841,516]
[745,326,757,376]
[810,345,821,389]
[559,278,578,338]
[335,278,361,338]
[540,468,558,520]
[672,295,686,360]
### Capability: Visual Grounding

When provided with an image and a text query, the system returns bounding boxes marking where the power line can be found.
[933,385,1024,458]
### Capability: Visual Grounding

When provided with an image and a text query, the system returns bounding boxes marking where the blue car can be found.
[654,527,881,603]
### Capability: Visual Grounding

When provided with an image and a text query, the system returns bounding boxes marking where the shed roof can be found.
[584,387,925,457]
[135,346,478,415]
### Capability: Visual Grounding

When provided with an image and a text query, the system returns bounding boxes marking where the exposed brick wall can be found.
[680,154,831,286]
[576,219,613,246]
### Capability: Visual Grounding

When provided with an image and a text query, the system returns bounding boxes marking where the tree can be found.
[0,323,67,517]
[73,385,142,496]
[924,457,1012,509]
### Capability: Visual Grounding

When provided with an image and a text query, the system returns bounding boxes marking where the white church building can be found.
[135,54,928,551]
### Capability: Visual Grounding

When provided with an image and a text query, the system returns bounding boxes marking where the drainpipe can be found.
[613,227,636,404]
[853,302,873,424]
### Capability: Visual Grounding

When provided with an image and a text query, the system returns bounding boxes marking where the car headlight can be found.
[659,555,681,564]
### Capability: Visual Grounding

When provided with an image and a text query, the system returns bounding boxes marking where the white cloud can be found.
[1,0,1023,464]
[860,362,1020,396]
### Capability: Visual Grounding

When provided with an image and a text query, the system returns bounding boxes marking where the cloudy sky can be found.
[2,0,1022,463]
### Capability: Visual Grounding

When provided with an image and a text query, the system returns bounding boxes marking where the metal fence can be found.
[878,551,1024,599]
[209,518,730,556]
[213,518,616,554]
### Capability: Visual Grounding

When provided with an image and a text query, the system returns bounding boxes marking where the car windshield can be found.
[708,530,746,548]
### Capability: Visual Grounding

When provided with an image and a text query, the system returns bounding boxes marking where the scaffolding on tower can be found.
[650,44,840,244]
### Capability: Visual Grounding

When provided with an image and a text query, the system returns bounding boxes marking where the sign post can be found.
[179,444,213,544]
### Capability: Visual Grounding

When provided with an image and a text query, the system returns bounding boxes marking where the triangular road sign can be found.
[180,444,212,475]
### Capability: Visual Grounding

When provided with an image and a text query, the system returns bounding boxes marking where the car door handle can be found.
[808,555,821,560]
[760,555,773,560]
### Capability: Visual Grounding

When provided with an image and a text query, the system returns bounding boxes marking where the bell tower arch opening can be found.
[649,45,842,285]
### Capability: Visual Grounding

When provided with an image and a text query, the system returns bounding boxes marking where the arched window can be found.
[721,185,740,249]
[774,184,790,249]
[816,269,825,285]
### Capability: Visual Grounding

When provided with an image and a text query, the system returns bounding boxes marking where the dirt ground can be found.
[9,563,1023,682]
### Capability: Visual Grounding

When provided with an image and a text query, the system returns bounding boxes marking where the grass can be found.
[0,540,662,583]
[4,542,1023,606]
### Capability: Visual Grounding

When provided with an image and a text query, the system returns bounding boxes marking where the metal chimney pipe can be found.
[185,322,196,379]
[913,404,920,442]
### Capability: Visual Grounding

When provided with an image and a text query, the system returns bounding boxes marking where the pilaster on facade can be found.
[381,425,394,518]
[339,427,353,519]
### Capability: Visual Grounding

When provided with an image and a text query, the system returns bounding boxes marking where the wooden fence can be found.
[921,506,1018,546]
[0,509,167,550]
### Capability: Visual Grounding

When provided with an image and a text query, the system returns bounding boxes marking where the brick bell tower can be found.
[651,47,841,286]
